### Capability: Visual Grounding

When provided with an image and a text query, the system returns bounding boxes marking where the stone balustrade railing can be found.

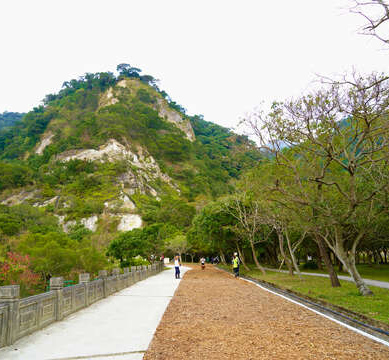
[0,262,164,348]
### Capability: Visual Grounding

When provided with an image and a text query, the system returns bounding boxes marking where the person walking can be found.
[232,252,240,278]
[174,255,181,279]
[200,256,206,270]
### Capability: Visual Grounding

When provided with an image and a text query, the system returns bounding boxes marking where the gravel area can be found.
[144,265,389,360]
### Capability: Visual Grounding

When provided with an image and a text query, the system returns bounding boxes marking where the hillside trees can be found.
[191,201,235,264]
[245,72,389,295]
[0,112,25,130]
[222,194,267,274]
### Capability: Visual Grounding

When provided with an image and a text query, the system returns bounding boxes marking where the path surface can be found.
[0,266,189,360]
[144,265,389,360]
[264,267,389,289]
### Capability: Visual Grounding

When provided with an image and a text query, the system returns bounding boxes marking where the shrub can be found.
[303,260,319,270]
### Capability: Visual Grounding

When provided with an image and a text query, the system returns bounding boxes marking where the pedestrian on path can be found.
[174,255,181,279]
[232,252,240,278]
[200,256,206,270]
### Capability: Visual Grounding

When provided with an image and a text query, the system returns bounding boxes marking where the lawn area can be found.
[219,265,389,326]
[296,264,389,282]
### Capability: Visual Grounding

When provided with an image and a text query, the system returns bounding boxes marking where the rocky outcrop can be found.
[33,196,59,208]
[104,193,136,211]
[157,99,195,142]
[57,139,178,197]
[99,87,119,107]
[56,215,76,233]
[56,139,139,163]
[81,215,98,232]
[1,190,39,206]
[35,132,54,155]
[56,215,98,233]
[117,214,142,231]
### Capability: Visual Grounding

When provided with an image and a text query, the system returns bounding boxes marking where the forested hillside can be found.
[0,111,24,131]
[0,64,261,295]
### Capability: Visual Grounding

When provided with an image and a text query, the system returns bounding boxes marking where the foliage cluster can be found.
[0,112,25,131]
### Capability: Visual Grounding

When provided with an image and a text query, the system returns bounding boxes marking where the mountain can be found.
[0,111,25,131]
[0,67,260,251]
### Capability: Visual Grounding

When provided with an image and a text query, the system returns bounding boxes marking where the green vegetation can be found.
[0,112,25,131]
[187,72,389,301]
[0,65,260,294]
[297,264,389,283]
[0,204,107,296]
[220,266,389,326]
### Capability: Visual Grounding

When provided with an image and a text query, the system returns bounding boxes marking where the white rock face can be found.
[57,139,138,163]
[34,196,58,207]
[157,99,195,142]
[36,133,54,155]
[81,215,98,232]
[99,87,119,107]
[120,194,136,210]
[57,139,179,196]
[55,215,76,233]
[1,190,38,206]
[117,214,142,232]
[117,80,128,88]
[56,215,98,232]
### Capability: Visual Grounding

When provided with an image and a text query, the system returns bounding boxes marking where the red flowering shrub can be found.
[0,252,42,296]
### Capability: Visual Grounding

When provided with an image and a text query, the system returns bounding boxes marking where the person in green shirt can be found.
[232,252,240,278]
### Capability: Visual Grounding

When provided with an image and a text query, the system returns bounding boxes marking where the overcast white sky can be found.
[0,0,388,129]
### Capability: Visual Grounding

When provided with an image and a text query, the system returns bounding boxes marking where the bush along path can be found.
[144,265,389,360]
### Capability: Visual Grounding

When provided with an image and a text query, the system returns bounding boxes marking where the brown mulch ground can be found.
[144,265,389,360]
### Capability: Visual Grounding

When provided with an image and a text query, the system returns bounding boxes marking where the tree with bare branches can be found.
[222,194,268,275]
[245,72,389,295]
[350,0,389,45]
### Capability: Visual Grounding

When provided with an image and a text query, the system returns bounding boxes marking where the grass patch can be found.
[219,265,389,326]
[299,264,389,283]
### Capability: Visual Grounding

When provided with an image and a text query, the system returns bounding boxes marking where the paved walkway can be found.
[264,267,389,289]
[0,266,189,360]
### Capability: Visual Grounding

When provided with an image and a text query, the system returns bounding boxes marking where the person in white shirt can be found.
[200,257,206,270]
[174,255,181,279]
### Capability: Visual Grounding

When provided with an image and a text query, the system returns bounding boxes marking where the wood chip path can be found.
[144,265,389,360]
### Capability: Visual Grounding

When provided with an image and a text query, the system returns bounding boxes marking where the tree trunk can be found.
[236,243,250,271]
[338,259,344,272]
[285,230,302,279]
[249,239,266,275]
[315,245,323,270]
[367,251,372,265]
[378,250,384,264]
[220,251,227,265]
[373,251,378,264]
[277,229,293,275]
[316,235,341,287]
[336,246,373,296]
[346,258,373,295]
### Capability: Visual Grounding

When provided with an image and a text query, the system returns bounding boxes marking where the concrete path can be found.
[264,267,389,289]
[0,266,190,360]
